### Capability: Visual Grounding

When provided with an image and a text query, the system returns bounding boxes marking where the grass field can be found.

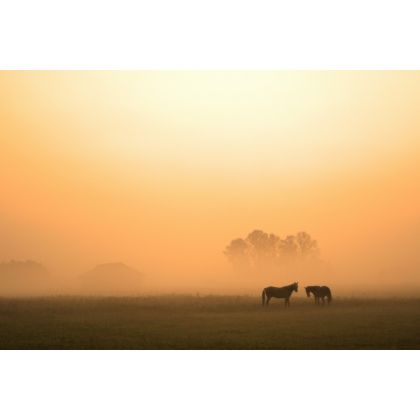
[1,295,420,349]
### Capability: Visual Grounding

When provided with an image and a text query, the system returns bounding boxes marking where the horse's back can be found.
[265,286,283,294]
[264,285,292,298]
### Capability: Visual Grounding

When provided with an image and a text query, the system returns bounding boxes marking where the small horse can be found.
[262,282,298,307]
[305,285,332,305]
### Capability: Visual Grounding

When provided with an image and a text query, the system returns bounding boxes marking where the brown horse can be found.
[305,285,332,305]
[262,282,298,307]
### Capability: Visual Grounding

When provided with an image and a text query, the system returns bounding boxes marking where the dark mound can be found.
[0,260,50,295]
[80,262,142,294]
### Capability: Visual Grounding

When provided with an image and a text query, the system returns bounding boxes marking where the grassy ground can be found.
[0,295,419,349]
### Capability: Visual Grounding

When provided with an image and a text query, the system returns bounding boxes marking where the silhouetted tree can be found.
[279,235,298,257]
[296,231,319,257]
[224,238,250,266]
[224,230,319,268]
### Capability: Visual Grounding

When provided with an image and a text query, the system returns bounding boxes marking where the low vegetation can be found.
[1,295,420,349]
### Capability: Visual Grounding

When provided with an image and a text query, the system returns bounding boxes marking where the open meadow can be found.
[1,295,420,349]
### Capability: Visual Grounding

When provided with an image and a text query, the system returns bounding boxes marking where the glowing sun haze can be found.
[1,71,419,294]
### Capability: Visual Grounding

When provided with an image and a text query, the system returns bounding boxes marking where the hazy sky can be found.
[1,71,419,293]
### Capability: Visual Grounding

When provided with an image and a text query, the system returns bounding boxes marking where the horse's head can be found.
[305,286,311,297]
[293,282,299,292]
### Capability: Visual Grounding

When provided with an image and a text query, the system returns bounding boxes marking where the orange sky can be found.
[1,71,419,294]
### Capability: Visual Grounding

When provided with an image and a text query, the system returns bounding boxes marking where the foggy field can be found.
[1,296,420,349]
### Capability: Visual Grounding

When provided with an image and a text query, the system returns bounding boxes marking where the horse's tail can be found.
[261,288,266,306]
[326,288,332,303]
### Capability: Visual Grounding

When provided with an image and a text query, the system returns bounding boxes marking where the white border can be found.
[1,0,420,69]
[0,351,418,420]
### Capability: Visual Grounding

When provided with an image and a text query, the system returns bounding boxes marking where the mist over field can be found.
[1,71,419,298]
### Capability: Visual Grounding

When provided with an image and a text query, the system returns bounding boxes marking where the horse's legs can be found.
[321,297,325,305]
[266,296,271,306]
[285,298,289,307]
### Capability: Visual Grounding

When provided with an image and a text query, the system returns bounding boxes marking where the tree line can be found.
[224,230,319,268]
